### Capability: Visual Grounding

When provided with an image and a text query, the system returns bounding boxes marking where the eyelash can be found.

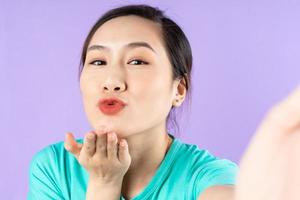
[89,59,149,66]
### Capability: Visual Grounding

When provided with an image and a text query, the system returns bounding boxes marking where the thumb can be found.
[64,132,82,160]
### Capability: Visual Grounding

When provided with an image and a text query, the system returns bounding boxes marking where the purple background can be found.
[1,0,300,199]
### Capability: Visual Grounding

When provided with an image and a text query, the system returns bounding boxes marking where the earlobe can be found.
[172,100,179,107]
[172,93,183,107]
[172,78,187,107]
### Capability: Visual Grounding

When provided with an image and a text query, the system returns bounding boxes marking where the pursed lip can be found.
[98,97,127,106]
[97,97,127,115]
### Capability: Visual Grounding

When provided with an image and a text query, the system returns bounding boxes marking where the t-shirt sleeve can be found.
[193,158,239,199]
[27,145,64,200]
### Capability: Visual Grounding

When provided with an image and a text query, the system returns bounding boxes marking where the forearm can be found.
[198,185,235,200]
[86,179,122,200]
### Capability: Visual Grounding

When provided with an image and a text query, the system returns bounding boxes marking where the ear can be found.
[172,78,187,107]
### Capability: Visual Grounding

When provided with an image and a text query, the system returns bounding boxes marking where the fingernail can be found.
[109,132,116,139]
[120,140,126,147]
[87,133,95,139]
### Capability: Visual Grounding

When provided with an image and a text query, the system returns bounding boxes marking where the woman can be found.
[27,4,300,200]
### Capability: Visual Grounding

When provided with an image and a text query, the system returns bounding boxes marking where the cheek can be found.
[79,73,102,115]
[79,71,90,94]
[80,72,101,96]
[130,70,173,111]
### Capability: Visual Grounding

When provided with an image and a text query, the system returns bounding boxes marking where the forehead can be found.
[88,15,165,53]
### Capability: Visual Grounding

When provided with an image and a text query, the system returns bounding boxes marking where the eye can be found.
[89,60,106,66]
[128,59,149,65]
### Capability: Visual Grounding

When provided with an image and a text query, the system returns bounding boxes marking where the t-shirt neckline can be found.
[121,133,181,200]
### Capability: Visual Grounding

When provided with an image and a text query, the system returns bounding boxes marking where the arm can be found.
[198,185,235,200]
[234,86,300,200]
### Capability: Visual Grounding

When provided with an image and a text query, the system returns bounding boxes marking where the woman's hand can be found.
[63,130,132,184]
[235,85,300,200]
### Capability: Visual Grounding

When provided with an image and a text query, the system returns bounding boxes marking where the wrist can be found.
[86,177,123,200]
[88,176,123,187]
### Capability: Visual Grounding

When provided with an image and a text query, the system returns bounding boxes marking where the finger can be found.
[107,132,118,160]
[118,139,131,164]
[64,132,82,159]
[95,130,107,158]
[82,131,97,157]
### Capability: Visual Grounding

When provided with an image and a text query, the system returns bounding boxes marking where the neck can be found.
[120,124,173,198]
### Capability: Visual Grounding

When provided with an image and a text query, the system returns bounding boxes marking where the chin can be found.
[90,116,153,138]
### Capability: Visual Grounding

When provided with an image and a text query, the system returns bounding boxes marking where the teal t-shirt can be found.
[27,134,238,200]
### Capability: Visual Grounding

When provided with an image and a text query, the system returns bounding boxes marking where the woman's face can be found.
[80,15,181,137]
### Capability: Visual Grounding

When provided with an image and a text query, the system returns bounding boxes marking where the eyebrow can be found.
[87,42,157,54]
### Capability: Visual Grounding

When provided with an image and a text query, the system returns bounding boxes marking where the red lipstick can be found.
[98,98,126,115]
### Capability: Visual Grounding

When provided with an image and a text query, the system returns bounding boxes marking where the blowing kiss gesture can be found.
[64,128,131,200]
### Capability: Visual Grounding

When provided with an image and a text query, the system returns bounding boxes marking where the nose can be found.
[101,72,126,94]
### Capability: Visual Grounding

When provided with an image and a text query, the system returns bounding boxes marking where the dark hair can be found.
[78,4,193,137]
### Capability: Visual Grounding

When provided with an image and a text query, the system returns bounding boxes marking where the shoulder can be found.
[28,139,87,199]
[29,138,83,171]
[30,142,58,168]
[175,141,238,171]
[173,140,238,199]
